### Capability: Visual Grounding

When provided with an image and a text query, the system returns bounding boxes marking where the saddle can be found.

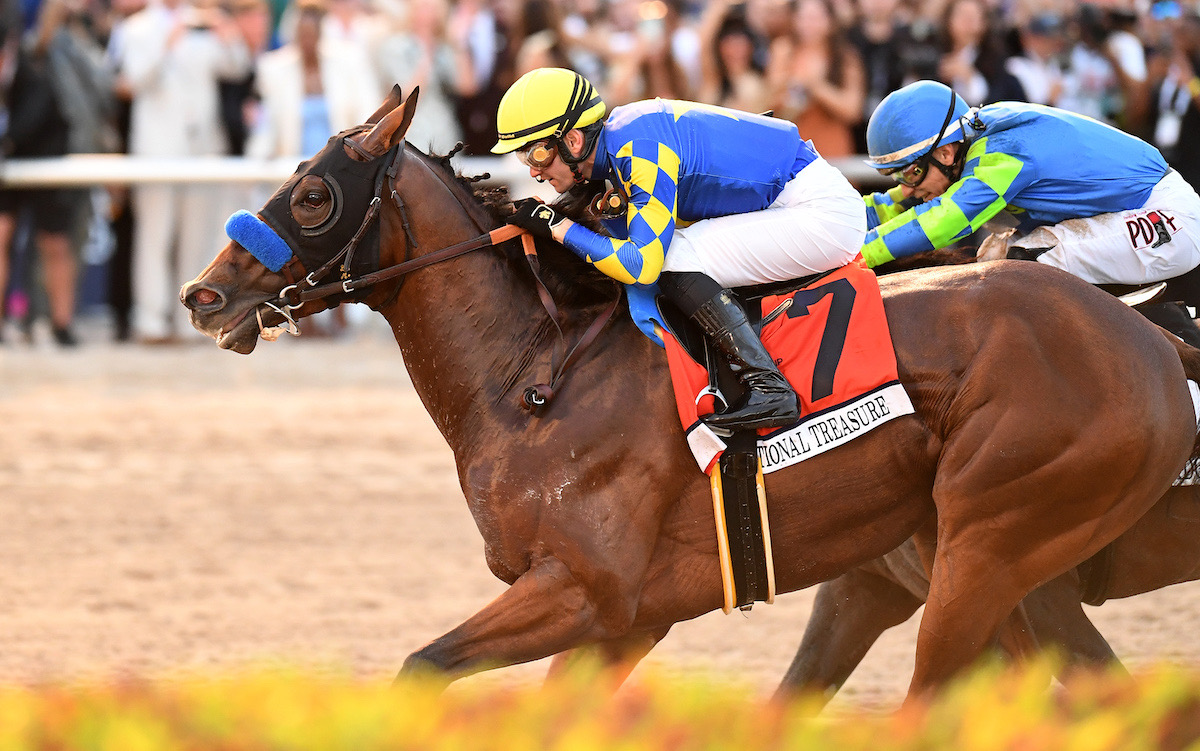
[658,272,839,415]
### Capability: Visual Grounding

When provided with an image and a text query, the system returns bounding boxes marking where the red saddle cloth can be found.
[663,257,914,474]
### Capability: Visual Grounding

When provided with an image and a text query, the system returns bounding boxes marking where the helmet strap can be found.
[949,140,969,178]
[930,142,966,183]
[925,104,980,184]
[926,146,964,182]
[899,88,961,177]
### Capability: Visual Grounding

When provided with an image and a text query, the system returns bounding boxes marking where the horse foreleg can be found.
[995,602,1039,661]
[774,569,923,706]
[987,576,1123,698]
[905,499,1050,703]
[398,555,630,686]
[544,626,672,690]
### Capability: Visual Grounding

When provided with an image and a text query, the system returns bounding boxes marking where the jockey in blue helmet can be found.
[859,80,1200,297]
[863,80,970,194]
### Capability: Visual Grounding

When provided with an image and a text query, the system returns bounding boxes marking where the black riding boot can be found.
[692,290,799,431]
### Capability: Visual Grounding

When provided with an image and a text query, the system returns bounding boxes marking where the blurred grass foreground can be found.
[2,659,1200,751]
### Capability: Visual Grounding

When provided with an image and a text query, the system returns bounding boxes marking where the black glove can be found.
[506,198,566,239]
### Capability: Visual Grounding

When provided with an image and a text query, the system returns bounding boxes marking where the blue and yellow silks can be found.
[560,99,818,344]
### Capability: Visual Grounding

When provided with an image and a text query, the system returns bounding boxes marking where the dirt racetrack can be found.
[2,324,1200,711]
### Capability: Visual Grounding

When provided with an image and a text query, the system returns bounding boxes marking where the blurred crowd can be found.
[0,0,1198,346]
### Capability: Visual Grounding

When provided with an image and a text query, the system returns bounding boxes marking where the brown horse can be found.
[548,273,1200,698]
[759,262,1200,705]
[181,88,1200,702]
[765,338,1200,707]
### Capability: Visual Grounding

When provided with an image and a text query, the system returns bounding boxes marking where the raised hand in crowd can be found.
[766,0,863,157]
[375,0,468,154]
[936,0,1024,106]
[696,0,769,113]
[605,0,692,105]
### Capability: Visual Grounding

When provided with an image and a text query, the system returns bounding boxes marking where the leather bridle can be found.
[257,139,621,415]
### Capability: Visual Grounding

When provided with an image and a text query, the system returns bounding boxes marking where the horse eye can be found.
[290,177,337,230]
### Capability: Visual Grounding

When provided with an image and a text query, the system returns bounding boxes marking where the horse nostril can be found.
[184,284,226,312]
[193,289,218,306]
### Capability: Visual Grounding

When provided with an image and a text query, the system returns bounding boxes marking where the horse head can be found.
[182,86,422,354]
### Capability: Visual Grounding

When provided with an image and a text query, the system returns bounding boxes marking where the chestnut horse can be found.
[545,269,1200,699]
[182,89,1199,702]
[772,480,1200,707]
[762,284,1200,706]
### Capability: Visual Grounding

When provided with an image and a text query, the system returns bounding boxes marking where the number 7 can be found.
[785,277,856,402]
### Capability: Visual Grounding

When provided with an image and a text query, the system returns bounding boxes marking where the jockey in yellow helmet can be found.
[495,68,865,433]
[493,67,608,187]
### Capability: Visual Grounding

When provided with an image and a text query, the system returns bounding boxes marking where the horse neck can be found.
[374,152,550,450]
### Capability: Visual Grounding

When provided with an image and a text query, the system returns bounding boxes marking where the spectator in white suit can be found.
[246,0,379,337]
[120,0,251,343]
[246,1,381,160]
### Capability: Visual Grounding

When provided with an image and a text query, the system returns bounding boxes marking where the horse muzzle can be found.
[180,279,257,352]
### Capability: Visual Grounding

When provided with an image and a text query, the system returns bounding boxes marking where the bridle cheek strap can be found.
[226,210,294,273]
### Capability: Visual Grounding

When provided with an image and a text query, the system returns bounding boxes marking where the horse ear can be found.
[365,84,404,125]
[358,87,420,156]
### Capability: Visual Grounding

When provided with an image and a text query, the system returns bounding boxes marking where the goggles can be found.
[882,160,930,188]
[517,140,558,169]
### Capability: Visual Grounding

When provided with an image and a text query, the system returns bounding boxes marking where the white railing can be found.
[0,154,891,191]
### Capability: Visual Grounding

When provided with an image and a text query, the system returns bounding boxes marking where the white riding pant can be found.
[1003,169,1200,285]
[660,157,866,288]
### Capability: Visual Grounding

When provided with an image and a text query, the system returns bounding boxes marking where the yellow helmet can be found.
[491,68,606,155]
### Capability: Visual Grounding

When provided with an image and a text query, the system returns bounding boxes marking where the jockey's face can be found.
[903,144,960,203]
[521,129,593,194]
[525,149,572,193]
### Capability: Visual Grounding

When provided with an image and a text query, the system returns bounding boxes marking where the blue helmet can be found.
[864,81,970,170]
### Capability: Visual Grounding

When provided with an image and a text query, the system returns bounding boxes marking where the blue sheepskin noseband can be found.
[225,210,293,272]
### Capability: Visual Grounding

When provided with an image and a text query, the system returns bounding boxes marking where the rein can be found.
[282,225,523,307]
[262,144,620,416]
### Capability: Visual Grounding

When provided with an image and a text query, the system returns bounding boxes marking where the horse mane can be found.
[420,145,623,312]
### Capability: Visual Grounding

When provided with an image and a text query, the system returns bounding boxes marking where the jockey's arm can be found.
[860,139,1034,268]
[864,185,921,230]
[557,140,679,286]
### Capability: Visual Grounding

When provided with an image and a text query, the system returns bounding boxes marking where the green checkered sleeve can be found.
[861,138,1031,267]
[864,185,915,230]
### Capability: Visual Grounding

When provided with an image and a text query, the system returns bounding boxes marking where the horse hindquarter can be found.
[892,262,1197,696]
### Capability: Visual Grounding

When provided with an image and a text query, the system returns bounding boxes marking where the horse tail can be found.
[1161,326,1200,470]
